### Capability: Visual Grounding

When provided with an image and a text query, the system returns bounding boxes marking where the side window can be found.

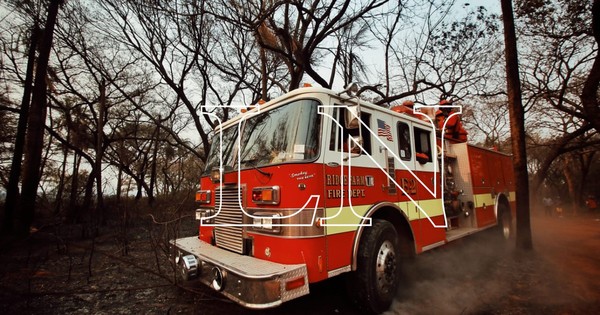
[329,108,339,151]
[397,122,411,161]
[328,107,372,155]
[358,112,372,155]
[414,127,432,163]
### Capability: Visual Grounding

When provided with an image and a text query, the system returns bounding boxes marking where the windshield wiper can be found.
[241,158,272,178]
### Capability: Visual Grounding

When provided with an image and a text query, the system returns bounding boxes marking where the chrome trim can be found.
[494,192,511,219]
[170,237,309,309]
[252,186,281,205]
[327,265,351,278]
[179,254,199,280]
[245,208,325,237]
[250,212,282,234]
[214,186,246,254]
[246,232,325,240]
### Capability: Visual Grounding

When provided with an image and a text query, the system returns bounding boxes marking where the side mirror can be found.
[349,136,362,154]
[343,136,363,160]
[345,105,360,129]
[340,82,360,96]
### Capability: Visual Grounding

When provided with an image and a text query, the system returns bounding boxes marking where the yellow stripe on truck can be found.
[417,199,444,218]
[323,198,443,235]
[474,193,495,208]
[323,204,370,235]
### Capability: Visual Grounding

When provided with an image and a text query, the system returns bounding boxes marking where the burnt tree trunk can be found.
[260,47,268,100]
[67,153,81,223]
[18,0,61,236]
[2,25,39,235]
[116,166,123,204]
[54,128,70,214]
[148,117,160,206]
[581,0,600,132]
[95,80,106,223]
[501,0,533,250]
[562,155,577,214]
[530,124,592,193]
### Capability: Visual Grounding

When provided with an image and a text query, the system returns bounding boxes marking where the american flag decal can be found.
[377,119,393,141]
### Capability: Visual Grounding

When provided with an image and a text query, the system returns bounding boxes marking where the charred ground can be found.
[1,210,599,315]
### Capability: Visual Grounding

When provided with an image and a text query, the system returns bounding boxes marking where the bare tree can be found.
[330,22,373,88]
[1,25,38,234]
[365,2,502,105]
[100,0,232,162]
[219,0,389,90]
[501,0,532,250]
[18,0,62,236]
[514,0,598,193]
[581,0,600,131]
[462,97,510,149]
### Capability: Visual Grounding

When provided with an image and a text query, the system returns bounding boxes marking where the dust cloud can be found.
[385,231,517,314]
[384,212,600,315]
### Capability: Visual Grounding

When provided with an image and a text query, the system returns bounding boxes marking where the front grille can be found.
[214,186,245,254]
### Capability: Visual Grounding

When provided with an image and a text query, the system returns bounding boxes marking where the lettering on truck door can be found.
[321,105,378,273]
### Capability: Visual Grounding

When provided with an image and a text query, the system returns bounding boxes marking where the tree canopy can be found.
[0,0,598,234]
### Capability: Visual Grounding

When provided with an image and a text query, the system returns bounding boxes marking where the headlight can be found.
[196,209,215,223]
[251,212,281,233]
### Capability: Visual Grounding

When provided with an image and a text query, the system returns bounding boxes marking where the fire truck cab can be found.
[171,86,516,313]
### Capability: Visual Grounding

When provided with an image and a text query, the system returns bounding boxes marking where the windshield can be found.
[203,99,321,174]
[203,125,239,175]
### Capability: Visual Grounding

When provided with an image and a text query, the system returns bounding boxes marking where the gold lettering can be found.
[326,187,368,199]
[400,178,417,195]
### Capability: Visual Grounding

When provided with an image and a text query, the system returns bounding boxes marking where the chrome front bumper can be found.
[170,236,309,309]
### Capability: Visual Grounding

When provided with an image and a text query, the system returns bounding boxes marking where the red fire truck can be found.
[171,86,515,313]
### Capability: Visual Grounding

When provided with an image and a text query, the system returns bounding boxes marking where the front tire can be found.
[348,219,401,314]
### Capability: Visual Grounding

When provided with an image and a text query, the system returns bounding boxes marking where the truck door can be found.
[411,124,445,246]
[321,104,383,273]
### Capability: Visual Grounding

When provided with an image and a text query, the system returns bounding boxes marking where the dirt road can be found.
[385,212,600,314]
[1,212,599,314]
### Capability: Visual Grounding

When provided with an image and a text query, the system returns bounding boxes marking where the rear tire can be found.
[347,219,401,314]
[496,204,513,241]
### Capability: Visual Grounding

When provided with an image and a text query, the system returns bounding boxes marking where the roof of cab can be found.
[216,86,432,130]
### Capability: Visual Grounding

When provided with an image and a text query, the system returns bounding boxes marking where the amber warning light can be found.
[195,190,211,204]
[251,186,280,205]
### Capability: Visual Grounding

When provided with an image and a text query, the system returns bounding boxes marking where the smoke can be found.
[269,210,599,315]
[384,232,510,314]
[383,223,576,315]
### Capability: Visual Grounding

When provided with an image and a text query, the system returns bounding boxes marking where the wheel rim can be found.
[502,215,511,240]
[375,240,397,294]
